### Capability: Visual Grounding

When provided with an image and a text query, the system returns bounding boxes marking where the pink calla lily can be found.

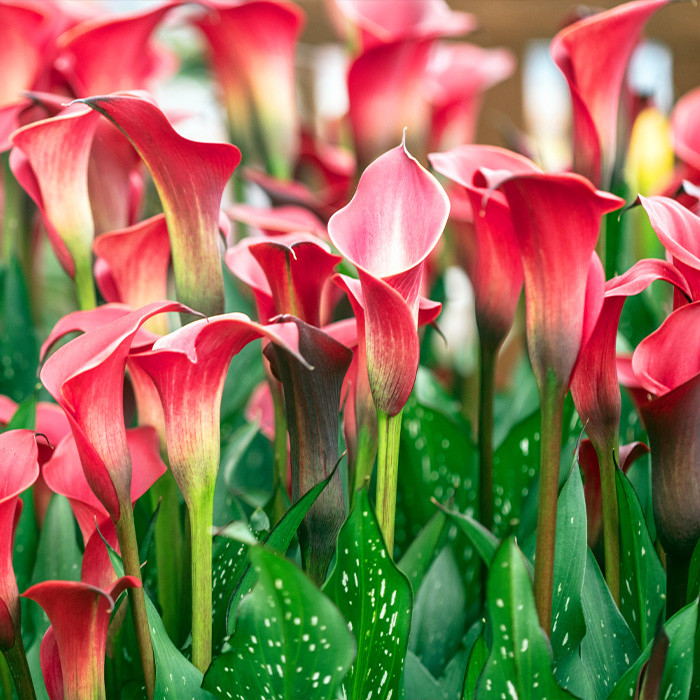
[10,103,100,307]
[329,139,449,416]
[671,87,700,173]
[81,92,241,316]
[195,0,304,178]
[551,0,670,186]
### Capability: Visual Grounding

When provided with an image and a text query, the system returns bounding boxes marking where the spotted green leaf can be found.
[617,469,666,649]
[581,549,640,699]
[551,466,595,698]
[204,547,355,700]
[609,599,697,700]
[324,489,412,700]
[434,503,499,567]
[463,632,487,700]
[475,537,576,700]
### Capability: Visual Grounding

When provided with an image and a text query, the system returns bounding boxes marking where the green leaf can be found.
[581,549,640,699]
[617,469,666,649]
[0,255,38,402]
[225,472,334,637]
[551,466,595,698]
[404,650,449,700]
[324,489,412,700]
[475,537,576,700]
[409,547,467,677]
[609,600,697,700]
[4,394,36,431]
[434,503,499,567]
[212,536,249,654]
[204,547,355,700]
[463,633,487,700]
[146,595,216,700]
[398,508,446,592]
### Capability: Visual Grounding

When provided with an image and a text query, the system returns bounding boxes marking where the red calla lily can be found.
[632,301,700,611]
[81,92,240,316]
[24,575,140,700]
[10,104,100,307]
[93,214,171,334]
[551,0,670,186]
[226,233,341,326]
[639,195,700,303]
[195,0,304,178]
[0,430,39,650]
[128,313,308,670]
[328,139,449,416]
[671,87,700,173]
[226,203,327,240]
[43,428,166,544]
[55,3,177,97]
[425,43,515,152]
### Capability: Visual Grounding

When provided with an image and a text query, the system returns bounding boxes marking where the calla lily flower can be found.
[93,214,171,334]
[10,103,100,308]
[128,313,309,671]
[671,87,700,174]
[81,92,241,316]
[43,428,166,544]
[24,575,140,700]
[54,2,177,97]
[265,317,352,583]
[225,203,328,240]
[632,301,700,612]
[225,232,341,326]
[195,0,304,178]
[328,139,449,416]
[551,0,670,186]
[425,43,515,152]
[639,195,700,303]
[0,430,39,650]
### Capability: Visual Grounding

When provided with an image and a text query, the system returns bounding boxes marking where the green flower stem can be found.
[72,246,97,311]
[375,409,404,556]
[478,339,497,533]
[533,379,566,635]
[352,425,377,501]
[150,470,184,644]
[596,440,621,607]
[0,652,12,700]
[115,500,155,700]
[666,552,690,619]
[3,634,36,700]
[271,379,288,525]
[189,484,215,672]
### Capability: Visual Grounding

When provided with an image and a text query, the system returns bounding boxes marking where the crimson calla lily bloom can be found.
[55,3,177,97]
[226,232,341,326]
[195,0,304,178]
[671,87,700,174]
[551,0,670,186]
[425,43,515,152]
[639,195,700,303]
[0,430,39,650]
[128,313,308,671]
[632,301,700,612]
[24,575,140,700]
[328,139,449,416]
[81,92,241,316]
[10,103,100,308]
[43,428,166,544]
[93,214,171,334]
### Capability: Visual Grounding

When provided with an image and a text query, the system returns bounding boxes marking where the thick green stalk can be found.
[189,485,215,672]
[115,500,155,700]
[149,470,184,644]
[596,441,621,606]
[375,409,404,556]
[3,634,36,700]
[352,425,377,500]
[72,246,97,311]
[666,552,690,619]
[478,340,497,533]
[533,380,566,635]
